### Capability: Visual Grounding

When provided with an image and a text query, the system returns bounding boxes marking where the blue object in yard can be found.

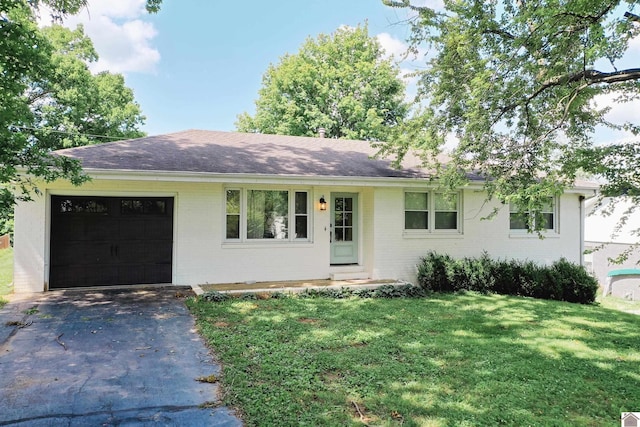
[603,269,640,300]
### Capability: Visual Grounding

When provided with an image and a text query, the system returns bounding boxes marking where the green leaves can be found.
[34,25,146,150]
[236,24,408,141]
[382,0,640,231]
[1,2,152,231]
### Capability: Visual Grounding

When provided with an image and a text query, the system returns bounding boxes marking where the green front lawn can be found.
[188,293,640,426]
[0,248,13,306]
[597,292,640,314]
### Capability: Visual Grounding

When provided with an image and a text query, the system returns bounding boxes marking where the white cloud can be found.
[375,32,429,103]
[76,0,147,20]
[376,32,409,60]
[593,92,640,126]
[411,0,445,8]
[85,17,159,74]
[443,132,459,152]
[629,33,640,52]
[39,0,160,75]
[592,91,640,145]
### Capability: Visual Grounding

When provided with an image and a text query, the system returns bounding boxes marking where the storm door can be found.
[330,193,358,264]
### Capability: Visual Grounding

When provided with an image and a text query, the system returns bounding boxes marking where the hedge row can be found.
[416,251,598,304]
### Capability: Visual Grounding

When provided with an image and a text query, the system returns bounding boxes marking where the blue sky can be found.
[61,0,424,136]
[56,0,639,144]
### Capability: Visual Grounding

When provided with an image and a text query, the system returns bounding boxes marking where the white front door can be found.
[330,193,358,264]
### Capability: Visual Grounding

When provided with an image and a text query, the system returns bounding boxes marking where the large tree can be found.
[236,25,409,141]
[380,0,640,232]
[34,24,146,150]
[0,0,159,234]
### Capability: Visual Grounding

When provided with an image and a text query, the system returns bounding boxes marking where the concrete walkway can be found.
[0,287,242,426]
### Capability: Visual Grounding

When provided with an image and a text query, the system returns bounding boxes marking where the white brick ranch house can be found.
[13,130,597,293]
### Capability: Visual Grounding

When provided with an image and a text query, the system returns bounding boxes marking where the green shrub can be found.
[417,252,597,304]
[552,258,599,303]
[371,284,428,298]
[200,291,231,302]
[351,288,375,298]
[417,251,453,292]
[268,291,288,299]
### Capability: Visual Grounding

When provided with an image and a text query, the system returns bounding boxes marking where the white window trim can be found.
[508,197,560,238]
[224,187,312,244]
[403,190,463,237]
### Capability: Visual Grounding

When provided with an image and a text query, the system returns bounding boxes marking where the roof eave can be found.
[78,168,458,187]
[24,167,599,194]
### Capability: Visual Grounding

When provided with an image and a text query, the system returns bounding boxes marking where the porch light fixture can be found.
[319,196,327,211]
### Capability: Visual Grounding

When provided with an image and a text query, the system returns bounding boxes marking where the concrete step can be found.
[330,271,369,281]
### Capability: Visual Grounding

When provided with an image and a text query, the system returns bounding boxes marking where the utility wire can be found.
[14,126,137,142]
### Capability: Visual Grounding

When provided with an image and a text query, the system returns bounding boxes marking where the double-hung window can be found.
[404,191,460,233]
[509,198,556,232]
[225,188,310,242]
[226,190,241,239]
[434,193,458,229]
[405,192,429,229]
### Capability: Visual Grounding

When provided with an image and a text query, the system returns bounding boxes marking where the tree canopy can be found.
[380,0,640,231]
[35,24,146,150]
[236,25,409,141]
[1,0,159,233]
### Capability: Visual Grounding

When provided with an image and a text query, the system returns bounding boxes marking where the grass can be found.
[188,292,640,426]
[597,293,640,314]
[0,247,13,307]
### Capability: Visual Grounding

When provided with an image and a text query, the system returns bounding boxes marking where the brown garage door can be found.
[50,196,174,289]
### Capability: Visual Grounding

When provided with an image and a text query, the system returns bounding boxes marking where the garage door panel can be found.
[145,241,172,263]
[50,196,174,289]
[51,218,117,242]
[82,242,114,265]
[118,264,146,285]
[52,241,112,266]
[117,240,145,262]
[118,219,146,240]
[85,218,117,241]
[117,263,172,284]
[115,240,172,264]
[50,264,119,288]
[50,219,77,241]
[146,221,173,240]
[145,264,172,284]
[90,265,121,286]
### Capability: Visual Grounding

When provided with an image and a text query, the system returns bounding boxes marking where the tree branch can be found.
[483,27,515,40]
[382,0,433,13]
[542,68,640,89]
[27,89,53,105]
[499,68,640,116]
[625,11,640,22]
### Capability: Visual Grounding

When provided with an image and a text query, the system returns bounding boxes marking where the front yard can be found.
[0,248,13,306]
[188,292,640,427]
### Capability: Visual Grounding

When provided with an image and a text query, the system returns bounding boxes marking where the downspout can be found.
[579,195,585,266]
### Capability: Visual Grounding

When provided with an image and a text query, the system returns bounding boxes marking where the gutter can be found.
[68,168,482,189]
[578,190,598,266]
[48,168,603,194]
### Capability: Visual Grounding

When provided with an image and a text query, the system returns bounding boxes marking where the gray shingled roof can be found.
[55,130,441,179]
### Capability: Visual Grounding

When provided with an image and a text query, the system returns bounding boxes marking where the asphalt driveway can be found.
[0,287,242,426]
